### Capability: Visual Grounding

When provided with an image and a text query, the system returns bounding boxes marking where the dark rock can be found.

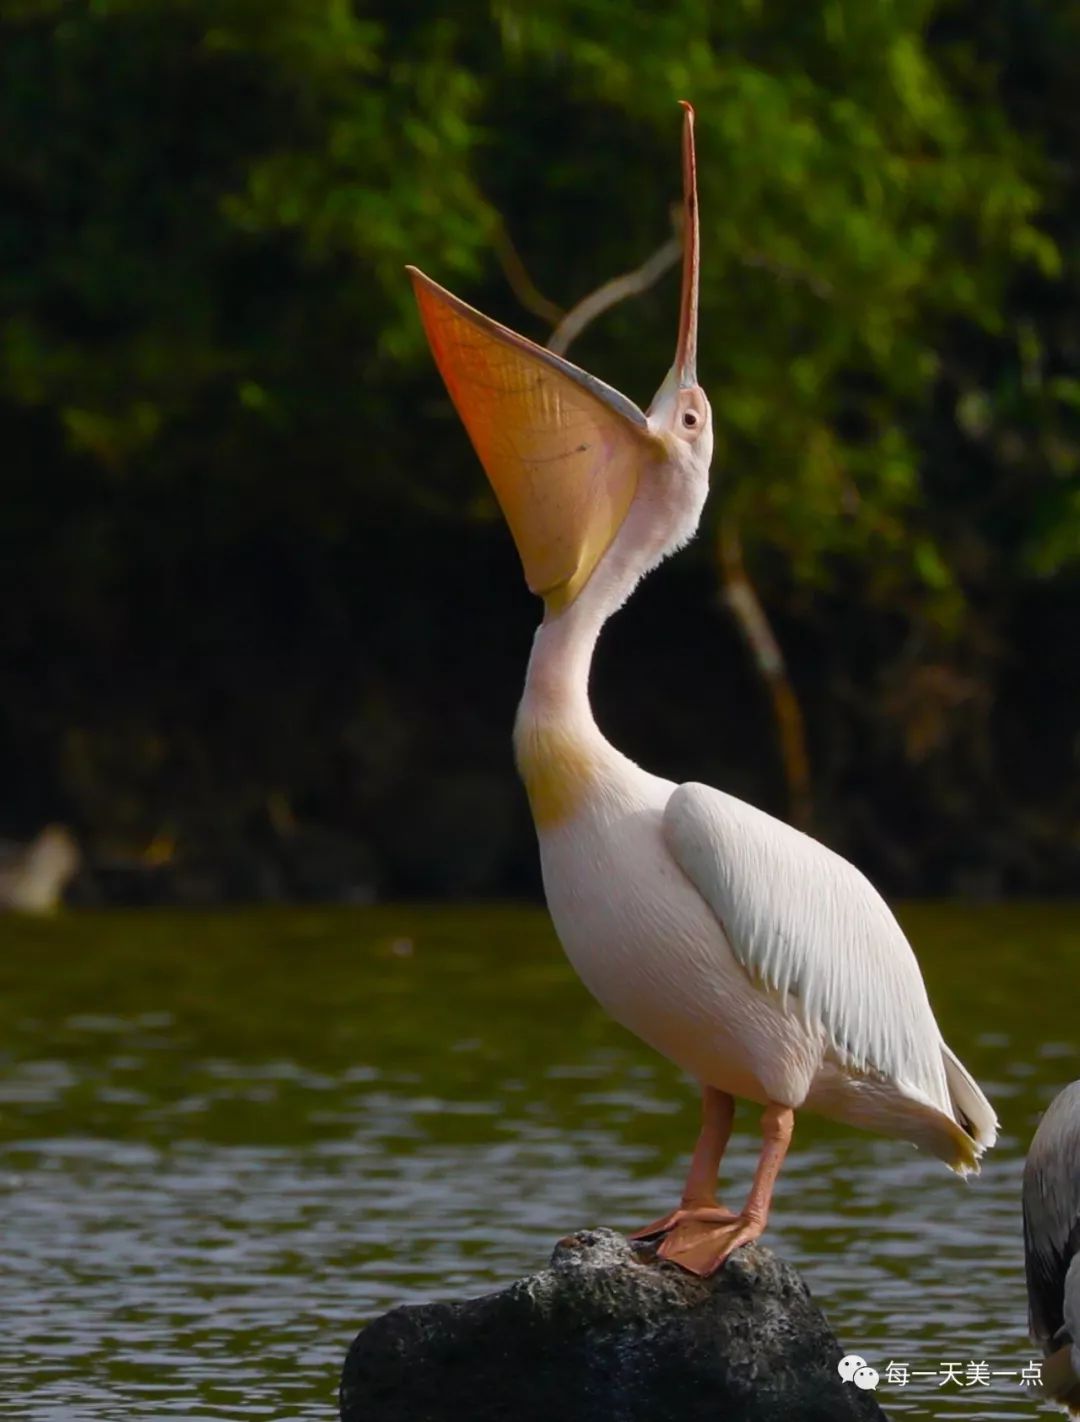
[340,1228,888,1422]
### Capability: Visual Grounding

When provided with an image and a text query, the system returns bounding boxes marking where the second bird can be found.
[408,102,997,1277]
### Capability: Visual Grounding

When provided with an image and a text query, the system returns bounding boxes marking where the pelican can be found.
[1024,1080,1080,1413]
[407,103,997,1276]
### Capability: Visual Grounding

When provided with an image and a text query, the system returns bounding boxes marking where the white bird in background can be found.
[1024,1080,1080,1414]
[408,103,997,1276]
[0,824,80,914]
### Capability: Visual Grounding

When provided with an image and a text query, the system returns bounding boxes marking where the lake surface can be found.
[0,904,1077,1420]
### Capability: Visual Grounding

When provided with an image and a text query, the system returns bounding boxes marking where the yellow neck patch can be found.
[513,720,601,831]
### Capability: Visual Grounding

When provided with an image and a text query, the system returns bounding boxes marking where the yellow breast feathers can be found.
[513,721,603,830]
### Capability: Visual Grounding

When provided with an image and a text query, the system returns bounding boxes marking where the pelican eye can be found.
[682,410,698,429]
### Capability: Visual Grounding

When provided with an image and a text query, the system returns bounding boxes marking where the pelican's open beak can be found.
[675,101,699,389]
[649,101,699,415]
[407,272,656,612]
[409,102,697,611]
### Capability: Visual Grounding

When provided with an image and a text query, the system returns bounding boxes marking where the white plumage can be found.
[667,781,948,1089]
[525,708,996,1179]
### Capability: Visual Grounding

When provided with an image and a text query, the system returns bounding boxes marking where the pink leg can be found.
[656,1101,794,1277]
[630,1087,738,1239]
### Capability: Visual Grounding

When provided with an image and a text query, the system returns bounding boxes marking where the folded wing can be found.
[664,781,951,1105]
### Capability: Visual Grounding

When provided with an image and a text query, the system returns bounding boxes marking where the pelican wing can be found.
[663,782,950,1100]
[408,267,661,602]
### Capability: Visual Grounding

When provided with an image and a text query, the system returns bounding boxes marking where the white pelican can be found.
[407,103,997,1275]
[1024,1080,1080,1413]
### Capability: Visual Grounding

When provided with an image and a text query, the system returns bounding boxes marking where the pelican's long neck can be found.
[514,505,665,830]
[523,590,607,721]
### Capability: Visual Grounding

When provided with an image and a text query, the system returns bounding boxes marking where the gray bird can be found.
[1024,1079,1080,1414]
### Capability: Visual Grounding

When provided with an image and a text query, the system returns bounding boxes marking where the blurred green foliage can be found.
[1,0,1078,895]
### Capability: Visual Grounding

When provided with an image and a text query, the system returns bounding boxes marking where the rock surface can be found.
[340,1228,888,1422]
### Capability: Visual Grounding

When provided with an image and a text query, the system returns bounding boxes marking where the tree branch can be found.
[547,234,681,356]
[492,218,565,328]
[717,523,813,828]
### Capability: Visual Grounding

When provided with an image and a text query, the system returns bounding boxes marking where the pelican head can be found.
[408,102,712,615]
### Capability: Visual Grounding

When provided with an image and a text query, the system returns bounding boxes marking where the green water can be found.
[1,904,1077,1420]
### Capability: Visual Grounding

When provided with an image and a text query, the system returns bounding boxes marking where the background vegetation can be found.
[3,0,1078,900]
